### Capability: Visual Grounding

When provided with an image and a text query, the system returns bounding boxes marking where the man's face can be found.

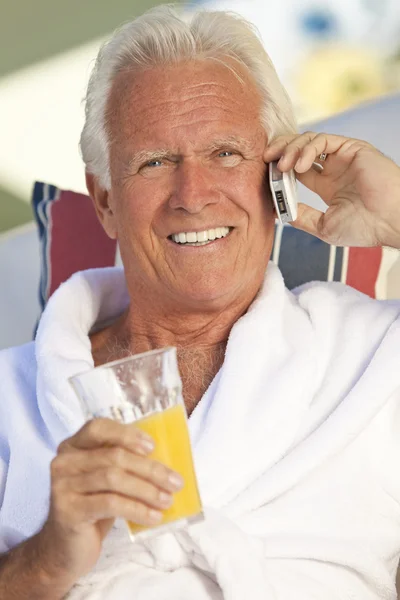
[104,60,275,308]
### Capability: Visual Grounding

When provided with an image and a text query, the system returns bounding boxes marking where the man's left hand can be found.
[264,132,400,248]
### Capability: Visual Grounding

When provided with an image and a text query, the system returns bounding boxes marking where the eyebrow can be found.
[127,149,172,169]
[206,135,254,153]
[126,135,254,170]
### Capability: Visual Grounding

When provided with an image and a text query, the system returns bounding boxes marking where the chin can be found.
[172,274,250,308]
[182,289,232,307]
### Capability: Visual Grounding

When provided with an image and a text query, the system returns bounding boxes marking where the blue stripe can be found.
[275,227,331,289]
[31,181,59,310]
[333,247,344,282]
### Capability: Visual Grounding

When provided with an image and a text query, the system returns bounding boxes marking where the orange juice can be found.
[128,404,202,536]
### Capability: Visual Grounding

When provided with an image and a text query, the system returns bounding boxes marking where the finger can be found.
[276,131,320,170]
[58,418,154,456]
[265,133,367,174]
[263,135,298,161]
[294,134,356,173]
[294,133,329,173]
[264,132,319,168]
[294,168,329,203]
[67,468,174,511]
[52,446,183,493]
[66,492,164,528]
[294,163,347,208]
[291,203,327,241]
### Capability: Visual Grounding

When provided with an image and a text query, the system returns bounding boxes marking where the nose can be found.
[168,161,219,214]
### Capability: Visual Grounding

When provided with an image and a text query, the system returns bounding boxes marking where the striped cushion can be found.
[32,181,400,308]
[32,182,117,308]
[272,225,392,298]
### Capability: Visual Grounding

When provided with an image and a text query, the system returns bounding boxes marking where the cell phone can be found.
[268,161,298,224]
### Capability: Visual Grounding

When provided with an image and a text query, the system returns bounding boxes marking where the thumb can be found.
[291,202,327,241]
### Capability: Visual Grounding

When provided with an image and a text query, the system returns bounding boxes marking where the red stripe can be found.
[345,247,382,298]
[48,190,117,299]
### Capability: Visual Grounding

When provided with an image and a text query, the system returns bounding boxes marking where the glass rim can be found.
[69,346,177,383]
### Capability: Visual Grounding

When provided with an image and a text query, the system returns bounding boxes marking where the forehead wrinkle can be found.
[112,80,260,142]
[110,59,261,119]
[116,96,244,140]
[128,105,244,137]
[133,91,245,120]
[110,65,263,157]
[170,104,234,121]
[184,80,230,89]
[123,81,252,119]
[180,83,246,101]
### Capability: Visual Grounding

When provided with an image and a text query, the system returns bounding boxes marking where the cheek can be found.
[226,165,272,217]
[114,184,163,239]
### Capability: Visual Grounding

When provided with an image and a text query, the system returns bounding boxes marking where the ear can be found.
[86,172,117,239]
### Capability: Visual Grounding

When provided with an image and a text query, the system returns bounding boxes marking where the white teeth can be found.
[186,232,197,243]
[196,230,208,242]
[171,227,230,245]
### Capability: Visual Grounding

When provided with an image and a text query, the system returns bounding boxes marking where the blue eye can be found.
[146,160,163,168]
[218,151,233,158]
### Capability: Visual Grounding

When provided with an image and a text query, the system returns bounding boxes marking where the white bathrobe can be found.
[1,264,400,599]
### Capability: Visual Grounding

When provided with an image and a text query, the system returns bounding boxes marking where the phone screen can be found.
[268,161,297,224]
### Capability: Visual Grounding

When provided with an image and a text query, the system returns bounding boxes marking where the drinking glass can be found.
[69,347,203,541]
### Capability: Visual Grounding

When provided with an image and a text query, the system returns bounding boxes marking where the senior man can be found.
[2,5,400,600]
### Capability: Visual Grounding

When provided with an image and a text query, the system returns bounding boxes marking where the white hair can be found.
[80,4,297,190]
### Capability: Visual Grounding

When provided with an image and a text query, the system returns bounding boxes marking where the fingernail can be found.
[139,441,155,455]
[294,158,303,172]
[312,161,324,173]
[168,472,184,490]
[159,492,173,508]
[148,509,163,524]
[137,433,154,453]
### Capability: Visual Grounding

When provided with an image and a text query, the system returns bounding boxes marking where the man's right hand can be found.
[37,418,184,585]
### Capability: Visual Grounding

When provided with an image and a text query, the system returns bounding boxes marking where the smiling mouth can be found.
[168,226,233,246]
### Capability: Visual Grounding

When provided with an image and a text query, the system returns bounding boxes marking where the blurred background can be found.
[1,0,400,234]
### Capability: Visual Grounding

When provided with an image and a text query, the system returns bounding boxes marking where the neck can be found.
[90,283,261,413]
